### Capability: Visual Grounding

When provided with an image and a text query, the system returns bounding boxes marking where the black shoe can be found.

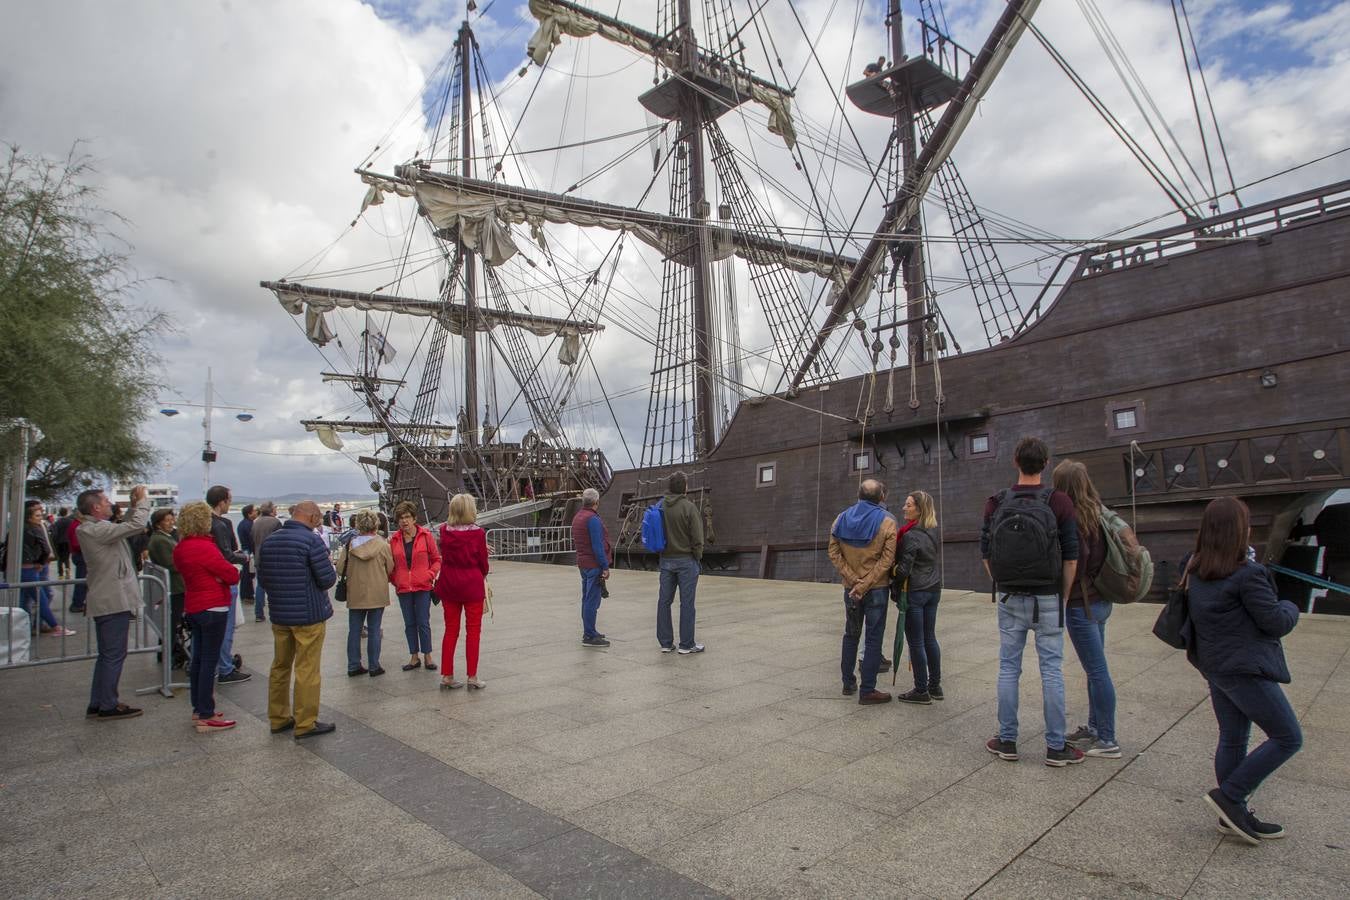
[928,684,944,701]
[96,704,143,720]
[986,737,1018,761]
[295,721,336,740]
[1045,744,1086,767]
[581,636,610,647]
[1219,811,1285,840]
[897,689,932,705]
[270,718,295,734]
[254,617,266,623]
[842,683,857,696]
[348,666,368,677]
[1204,789,1260,845]
[218,670,252,684]
[368,667,385,677]
[85,705,99,718]
[402,660,422,671]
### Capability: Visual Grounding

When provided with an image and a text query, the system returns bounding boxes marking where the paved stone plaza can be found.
[3,562,1349,898]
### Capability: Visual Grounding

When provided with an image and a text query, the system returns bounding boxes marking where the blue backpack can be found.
[641,500,667,552]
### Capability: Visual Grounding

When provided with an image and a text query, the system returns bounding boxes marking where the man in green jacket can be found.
[657,471,705,654]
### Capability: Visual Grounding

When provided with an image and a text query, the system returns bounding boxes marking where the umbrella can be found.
[891,578,908,686]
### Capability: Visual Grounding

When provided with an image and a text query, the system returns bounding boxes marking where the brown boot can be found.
[858,690,892,705]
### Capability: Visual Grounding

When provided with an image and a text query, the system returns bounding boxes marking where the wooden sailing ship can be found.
[263,0,1350,607]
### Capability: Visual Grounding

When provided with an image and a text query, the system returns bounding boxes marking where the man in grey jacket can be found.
[77,485,150,720]
[250,501,283,622]
[657,471,706,654]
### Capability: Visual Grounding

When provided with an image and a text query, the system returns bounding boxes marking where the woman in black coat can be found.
[1187,496,1301,845]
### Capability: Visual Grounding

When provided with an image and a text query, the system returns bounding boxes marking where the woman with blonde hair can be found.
[389,500,441,672]
[335,509,395,676]
[1051,460,1120,759]
[434,493,489,689]
[894,490,944,704]
[171,501,240,732]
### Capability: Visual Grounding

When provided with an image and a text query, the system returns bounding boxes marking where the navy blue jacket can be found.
[1189,560,1298,683]
[237,518,254,557]
[257,520,336,626]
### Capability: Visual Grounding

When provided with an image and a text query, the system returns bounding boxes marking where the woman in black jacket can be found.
[1188,496,1301,845]
[895,490,942,705]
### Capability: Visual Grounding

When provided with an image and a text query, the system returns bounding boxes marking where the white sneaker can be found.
[677,643,705,655]
[467,677,487,690]
[659,645,675,653]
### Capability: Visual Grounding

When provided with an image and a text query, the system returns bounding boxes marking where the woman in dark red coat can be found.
[171,501,241,732]
[435,493,489,690]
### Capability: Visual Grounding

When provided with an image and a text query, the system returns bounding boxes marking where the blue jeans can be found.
[903,589,942,692]
[217,585,237,676]
[996,593,1067,749]
[1208,672,1303,803]
[347,607,384,671]
[841,587,889,694]
[580,568,604,639]
[89,611,132,712]
[187,610,228,718]
[397,591,433,654]
[254,582,267,621]
[20,567,58,629]
[657,556,700,649]
[71,552,87,609]
[1066,599,1116,744]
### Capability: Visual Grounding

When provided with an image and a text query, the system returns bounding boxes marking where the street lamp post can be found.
[159,367,255,498]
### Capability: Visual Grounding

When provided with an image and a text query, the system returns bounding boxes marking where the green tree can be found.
[0,144,167,498]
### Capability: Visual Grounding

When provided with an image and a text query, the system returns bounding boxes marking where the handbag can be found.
[483,579,494,621]
[1152,560,1192,649]
[334,549,350,603]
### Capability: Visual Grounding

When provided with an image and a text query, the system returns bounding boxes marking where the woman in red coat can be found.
[171,501,241,732]
[389,500,442,672]
[435,493,489,690]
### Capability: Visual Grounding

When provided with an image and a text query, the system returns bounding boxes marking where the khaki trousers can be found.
[268,621,326,734]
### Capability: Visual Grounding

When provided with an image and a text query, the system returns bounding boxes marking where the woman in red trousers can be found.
[435,493,489,689]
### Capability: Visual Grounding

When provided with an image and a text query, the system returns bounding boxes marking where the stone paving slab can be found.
[2,562,1350,898]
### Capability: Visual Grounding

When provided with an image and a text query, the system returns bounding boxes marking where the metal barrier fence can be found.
[485,526,576,559]
[0,562,185,698]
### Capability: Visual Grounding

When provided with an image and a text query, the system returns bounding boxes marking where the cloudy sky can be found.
[3,0,1347,501]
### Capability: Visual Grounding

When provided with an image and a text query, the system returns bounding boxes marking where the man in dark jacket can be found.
[52,507,74,579]
[236,504,257,611]
[571,488,611,647]
[250,501,283,622]
[656,471,706,654]
[207,485,250,684]
[258,500,337,739]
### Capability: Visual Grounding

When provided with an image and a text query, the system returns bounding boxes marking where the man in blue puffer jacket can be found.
[257,500,337,739]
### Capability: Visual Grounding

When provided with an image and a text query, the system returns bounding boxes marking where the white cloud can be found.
[3,0,1347,499]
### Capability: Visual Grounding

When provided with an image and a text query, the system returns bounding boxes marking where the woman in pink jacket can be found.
[389,501,442,672]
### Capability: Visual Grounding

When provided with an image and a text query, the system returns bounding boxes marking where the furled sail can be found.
[386,169,856,281]
[524,0,796,148]
[301,419,457,452]
[264,280,602,365]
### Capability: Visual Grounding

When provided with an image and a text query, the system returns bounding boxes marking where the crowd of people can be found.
[7,433,1305,845]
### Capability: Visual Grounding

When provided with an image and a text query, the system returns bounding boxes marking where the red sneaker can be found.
[194,717,237,733]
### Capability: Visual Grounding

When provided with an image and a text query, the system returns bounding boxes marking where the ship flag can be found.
[365,313,397,365]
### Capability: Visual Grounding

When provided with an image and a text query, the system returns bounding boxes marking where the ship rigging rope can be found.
[1019,13,1197,220]
[1076,0,1207,211]
[1176,0,1240,206]
[1167,0,1218,207]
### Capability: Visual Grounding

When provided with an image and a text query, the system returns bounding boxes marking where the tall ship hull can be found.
[602,181,1350,600]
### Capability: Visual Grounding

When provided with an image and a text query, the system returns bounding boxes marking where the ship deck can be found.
[3,563,1349,898]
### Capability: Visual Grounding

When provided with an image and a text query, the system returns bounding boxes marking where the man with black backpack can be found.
[982,436,1083,766]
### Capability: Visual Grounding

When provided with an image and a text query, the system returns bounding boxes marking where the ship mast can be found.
[458,18,479,448]
[676,0,716,458]
[889,0,928,368]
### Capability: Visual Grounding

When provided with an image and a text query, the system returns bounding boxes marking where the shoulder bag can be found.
[334,548,350,603]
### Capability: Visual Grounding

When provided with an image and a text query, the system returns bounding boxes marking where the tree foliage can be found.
[0,144,167,498]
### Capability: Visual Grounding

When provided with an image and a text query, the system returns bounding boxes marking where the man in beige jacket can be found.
[77,485,151,720]
[827,479,897,705]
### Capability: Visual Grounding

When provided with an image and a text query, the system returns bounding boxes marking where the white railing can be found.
[485,526,575,559]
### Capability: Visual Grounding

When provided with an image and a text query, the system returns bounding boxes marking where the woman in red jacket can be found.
[171,501,241,732]
[435,493,489,690]
[389,500,442,672]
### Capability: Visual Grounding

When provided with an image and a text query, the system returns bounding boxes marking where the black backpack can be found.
[987,487,1061,594]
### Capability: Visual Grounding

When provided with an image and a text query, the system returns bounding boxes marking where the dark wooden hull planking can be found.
[600,180,1350,598]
